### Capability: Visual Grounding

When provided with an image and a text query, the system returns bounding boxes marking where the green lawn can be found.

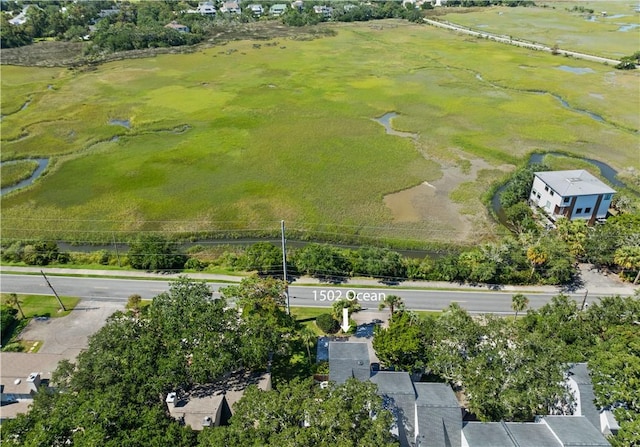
[1,293,79,318]
[2,19,638,245]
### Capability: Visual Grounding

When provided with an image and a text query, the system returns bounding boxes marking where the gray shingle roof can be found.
[414,383,461,447]
[542,416,611,446]
[462,422,517,446]
[534,170,615,197]
[504,422,562,447]
[568,363,601,432]
[328,342,370,384]
[371,372,417,447]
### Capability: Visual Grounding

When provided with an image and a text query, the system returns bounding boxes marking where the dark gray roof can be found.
[534,170,615,197]
[414,383,461,447]
[568,363,601,432]
[462,422,517,446]
[504,422,562,447]
[542,416,611,446]
[371,371,416,396]
[415,382,460,408]
[328,342,370,384]
[371,372,416,447]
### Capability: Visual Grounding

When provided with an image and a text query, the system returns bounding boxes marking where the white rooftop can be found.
[535,170,615,197]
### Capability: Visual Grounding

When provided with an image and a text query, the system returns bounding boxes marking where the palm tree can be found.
[299,326,317,365]
[9,293,25,319]
[511,293,529,320]
[614,246,640,284]
[378,294,404,320]
[526,244,548,279]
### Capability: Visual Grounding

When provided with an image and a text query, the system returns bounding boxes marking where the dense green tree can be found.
[244,242,283,276]
[316,313,340,334]
[373,310,432,371]
[198,378,397,446]
[127,234,186,271]
[350,246,406,280]
[293,243,350,280]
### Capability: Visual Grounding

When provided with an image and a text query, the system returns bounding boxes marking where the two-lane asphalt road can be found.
[0,274,602,314]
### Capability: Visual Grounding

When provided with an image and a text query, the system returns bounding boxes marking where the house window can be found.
[576,208,583,214]
[550,190,554,196]
[532,189,537,196]
[544,186,549,192]
[563,197,570,203]
[537,193,541,199]
[604,194,611,200]
[585,207,591,213]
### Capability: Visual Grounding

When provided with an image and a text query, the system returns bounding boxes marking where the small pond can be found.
[618,24,640,32]
[109,118,131,129]
[0,158,49,196]
[373,112,418,140]
[557,66,595,75]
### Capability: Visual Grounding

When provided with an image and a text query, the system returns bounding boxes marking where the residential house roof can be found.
[164,21,189,32]
[534,170,615,197]
[462,422,518,447]
[414,383,462,447]
[371,371,417,447]
[166,371,271,430]
[328,342,370,384]
[542,416,611,446]
[568,363,601,432]
[504,422,566,447]
[0,352,67,420]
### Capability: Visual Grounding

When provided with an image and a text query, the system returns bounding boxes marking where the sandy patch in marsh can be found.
[383,158,496,241]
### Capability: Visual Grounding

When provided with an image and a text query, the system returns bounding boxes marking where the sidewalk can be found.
[1,264,636,296]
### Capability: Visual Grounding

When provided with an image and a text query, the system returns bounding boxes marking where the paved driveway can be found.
[18,299,123,359]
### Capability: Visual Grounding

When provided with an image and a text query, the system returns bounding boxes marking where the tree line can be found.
[2,209,640,286]
[372,293,640,446]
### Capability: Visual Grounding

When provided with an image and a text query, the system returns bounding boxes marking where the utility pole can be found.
[281,220,290,315]
[580,289,589,311]
[40,270,66,312]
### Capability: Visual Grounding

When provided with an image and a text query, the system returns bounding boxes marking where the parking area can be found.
[18,299,124,359]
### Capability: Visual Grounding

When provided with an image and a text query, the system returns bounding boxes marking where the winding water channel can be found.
[0,158,49,196]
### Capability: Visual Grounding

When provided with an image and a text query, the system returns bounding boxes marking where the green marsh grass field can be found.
[1,18,638,245]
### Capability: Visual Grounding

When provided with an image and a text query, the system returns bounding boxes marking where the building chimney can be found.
[27,373,41,393]
[166,392,177,409]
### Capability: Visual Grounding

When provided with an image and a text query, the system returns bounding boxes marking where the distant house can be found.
[187,2,217,15]
[530,170,615,224]
[269,4,288,16]
[165,371,271,431]
[164,21,190,33]
[220,1,241,14]
[247,4,264,16]
[313,5,333,17]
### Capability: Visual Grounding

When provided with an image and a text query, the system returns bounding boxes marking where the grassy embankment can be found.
[1,18,638,246]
